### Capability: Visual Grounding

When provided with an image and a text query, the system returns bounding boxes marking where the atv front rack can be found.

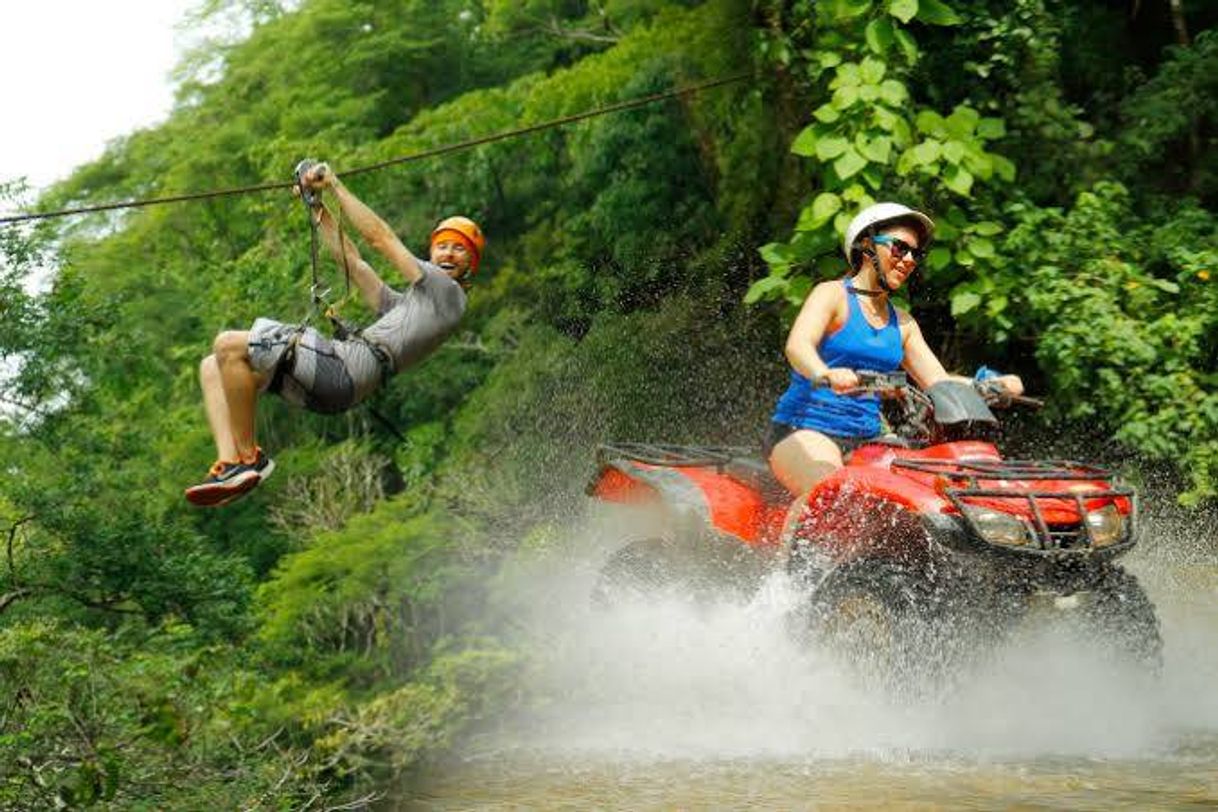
[893,457,1118,482]
[893,457,1137,553]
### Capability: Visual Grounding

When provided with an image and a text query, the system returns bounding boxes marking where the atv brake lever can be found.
[973,379,1043,409]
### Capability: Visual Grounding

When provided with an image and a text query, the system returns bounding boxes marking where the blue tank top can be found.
[771,279,904,438]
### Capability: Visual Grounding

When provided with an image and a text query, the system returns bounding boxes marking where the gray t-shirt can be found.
[361,260,467,373]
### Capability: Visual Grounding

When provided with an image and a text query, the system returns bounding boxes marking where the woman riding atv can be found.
[766,202,1024,503]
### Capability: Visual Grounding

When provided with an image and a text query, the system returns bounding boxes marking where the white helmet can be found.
[842,202,935,265]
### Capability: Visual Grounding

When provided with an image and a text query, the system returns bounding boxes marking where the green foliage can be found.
[1117,29,1218,201]
[0,621,335,809]
[257,500,481,682]
[4,0,1218,807]
[916,0,1102,204]
[746,0,1016,315]
[1000,183,1218,503]
[314,642,519,781]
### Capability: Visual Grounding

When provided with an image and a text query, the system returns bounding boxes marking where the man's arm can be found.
[306,164,425,286]
[313,206,388,312]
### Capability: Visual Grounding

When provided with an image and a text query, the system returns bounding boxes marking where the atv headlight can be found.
[962,506,1030,547]
[1085,504,1125,547]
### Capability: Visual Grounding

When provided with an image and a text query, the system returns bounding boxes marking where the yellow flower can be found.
[1199,269,1211,281]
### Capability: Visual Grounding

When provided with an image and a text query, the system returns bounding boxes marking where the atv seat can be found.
[725,455,792,502]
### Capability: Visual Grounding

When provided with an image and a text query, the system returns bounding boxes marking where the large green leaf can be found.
[991,154,1017,182]
[812,192,844,221]
[889,0,919,24]
[976,117,1006,140]
[830,0,874,20]
[759,243,794,269]
[968,237,995,258]
[860,57,887,84]
[816,136,850,161]
[791,125,820,157]
[951,290,982,316]
[928,246,953,270]
[796,193,843,230]
[916,0,962,25]
[860,135,893,163]
[912,140,942,165]
[832,85,861,109]
[745,275,790,304]
[865,18,896,53]
[879,79,907,106]
[834,148,869,180]
[814,104,841,123]
[944,164,974,195]
[893,27,919,62]
[945,106,981,139]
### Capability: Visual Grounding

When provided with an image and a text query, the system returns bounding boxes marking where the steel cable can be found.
[0,72,750,227]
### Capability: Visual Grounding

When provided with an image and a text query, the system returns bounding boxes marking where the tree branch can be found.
[0,587,32,614]
[6,515,33,582]
[1168,0,1190,45]
[541,18,621,44]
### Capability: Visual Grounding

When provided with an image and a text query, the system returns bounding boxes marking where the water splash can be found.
[488,509,1218,763]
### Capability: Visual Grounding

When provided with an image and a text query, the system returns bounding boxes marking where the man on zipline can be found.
[185,162,484,506]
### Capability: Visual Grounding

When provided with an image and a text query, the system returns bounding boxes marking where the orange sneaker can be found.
[184,449,274,507]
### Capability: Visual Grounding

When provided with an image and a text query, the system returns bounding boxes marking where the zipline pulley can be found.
[292,159,352,339]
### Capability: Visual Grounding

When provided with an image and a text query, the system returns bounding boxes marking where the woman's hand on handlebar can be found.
[816,368,860,393]
[995,374,1024,397]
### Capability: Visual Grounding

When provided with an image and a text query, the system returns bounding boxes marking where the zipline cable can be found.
[0,72,751,227]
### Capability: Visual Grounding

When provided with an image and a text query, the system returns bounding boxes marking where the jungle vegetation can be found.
[0,0,1215,807]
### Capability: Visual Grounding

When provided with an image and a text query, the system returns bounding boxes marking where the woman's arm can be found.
[899,313,952,389]
[901,313,1024,395]
[785,281,857,391]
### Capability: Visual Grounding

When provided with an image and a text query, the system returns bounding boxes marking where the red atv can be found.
[586,373,1161,679]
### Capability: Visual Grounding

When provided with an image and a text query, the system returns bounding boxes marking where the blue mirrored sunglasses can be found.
[872,234,926,263]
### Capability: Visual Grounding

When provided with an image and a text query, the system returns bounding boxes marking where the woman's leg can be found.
[769,429,845,542]
[769,429,844,495]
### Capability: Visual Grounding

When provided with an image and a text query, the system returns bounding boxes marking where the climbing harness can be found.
[267,161,399,437]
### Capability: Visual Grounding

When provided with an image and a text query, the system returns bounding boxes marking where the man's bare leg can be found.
[200,354,239,462]
[213,330,265,462]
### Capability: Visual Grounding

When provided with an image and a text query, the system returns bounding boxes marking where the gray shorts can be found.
[248,318,386,414]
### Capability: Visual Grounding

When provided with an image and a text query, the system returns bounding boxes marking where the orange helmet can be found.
[431,215,486,273]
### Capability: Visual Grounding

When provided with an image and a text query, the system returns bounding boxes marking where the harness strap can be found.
[267,330,303,395]
[354,336,396,386]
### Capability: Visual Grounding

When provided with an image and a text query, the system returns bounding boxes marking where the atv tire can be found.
[591,537,684,608]
[592,534,766,609]
[791,559,951,693]
[1079,565,1163,673]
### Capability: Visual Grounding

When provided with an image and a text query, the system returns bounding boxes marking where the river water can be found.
[394,512,1218,810]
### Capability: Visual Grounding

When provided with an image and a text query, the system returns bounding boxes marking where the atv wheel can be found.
[592,534,766,608]
[1079,565,1163,672]
[591,538,682,608]
[793,559,948,691]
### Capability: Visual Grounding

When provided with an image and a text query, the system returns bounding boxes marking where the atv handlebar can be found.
[972,377,1044,410]
[816,370,1042,409]
[812,370,910,397]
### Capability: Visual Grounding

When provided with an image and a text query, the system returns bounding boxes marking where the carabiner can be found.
[294,159,322,208]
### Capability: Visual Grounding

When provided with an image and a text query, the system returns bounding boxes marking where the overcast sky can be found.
[0,0,200,210]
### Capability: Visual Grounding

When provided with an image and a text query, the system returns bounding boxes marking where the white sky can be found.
[0,0,201,207]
